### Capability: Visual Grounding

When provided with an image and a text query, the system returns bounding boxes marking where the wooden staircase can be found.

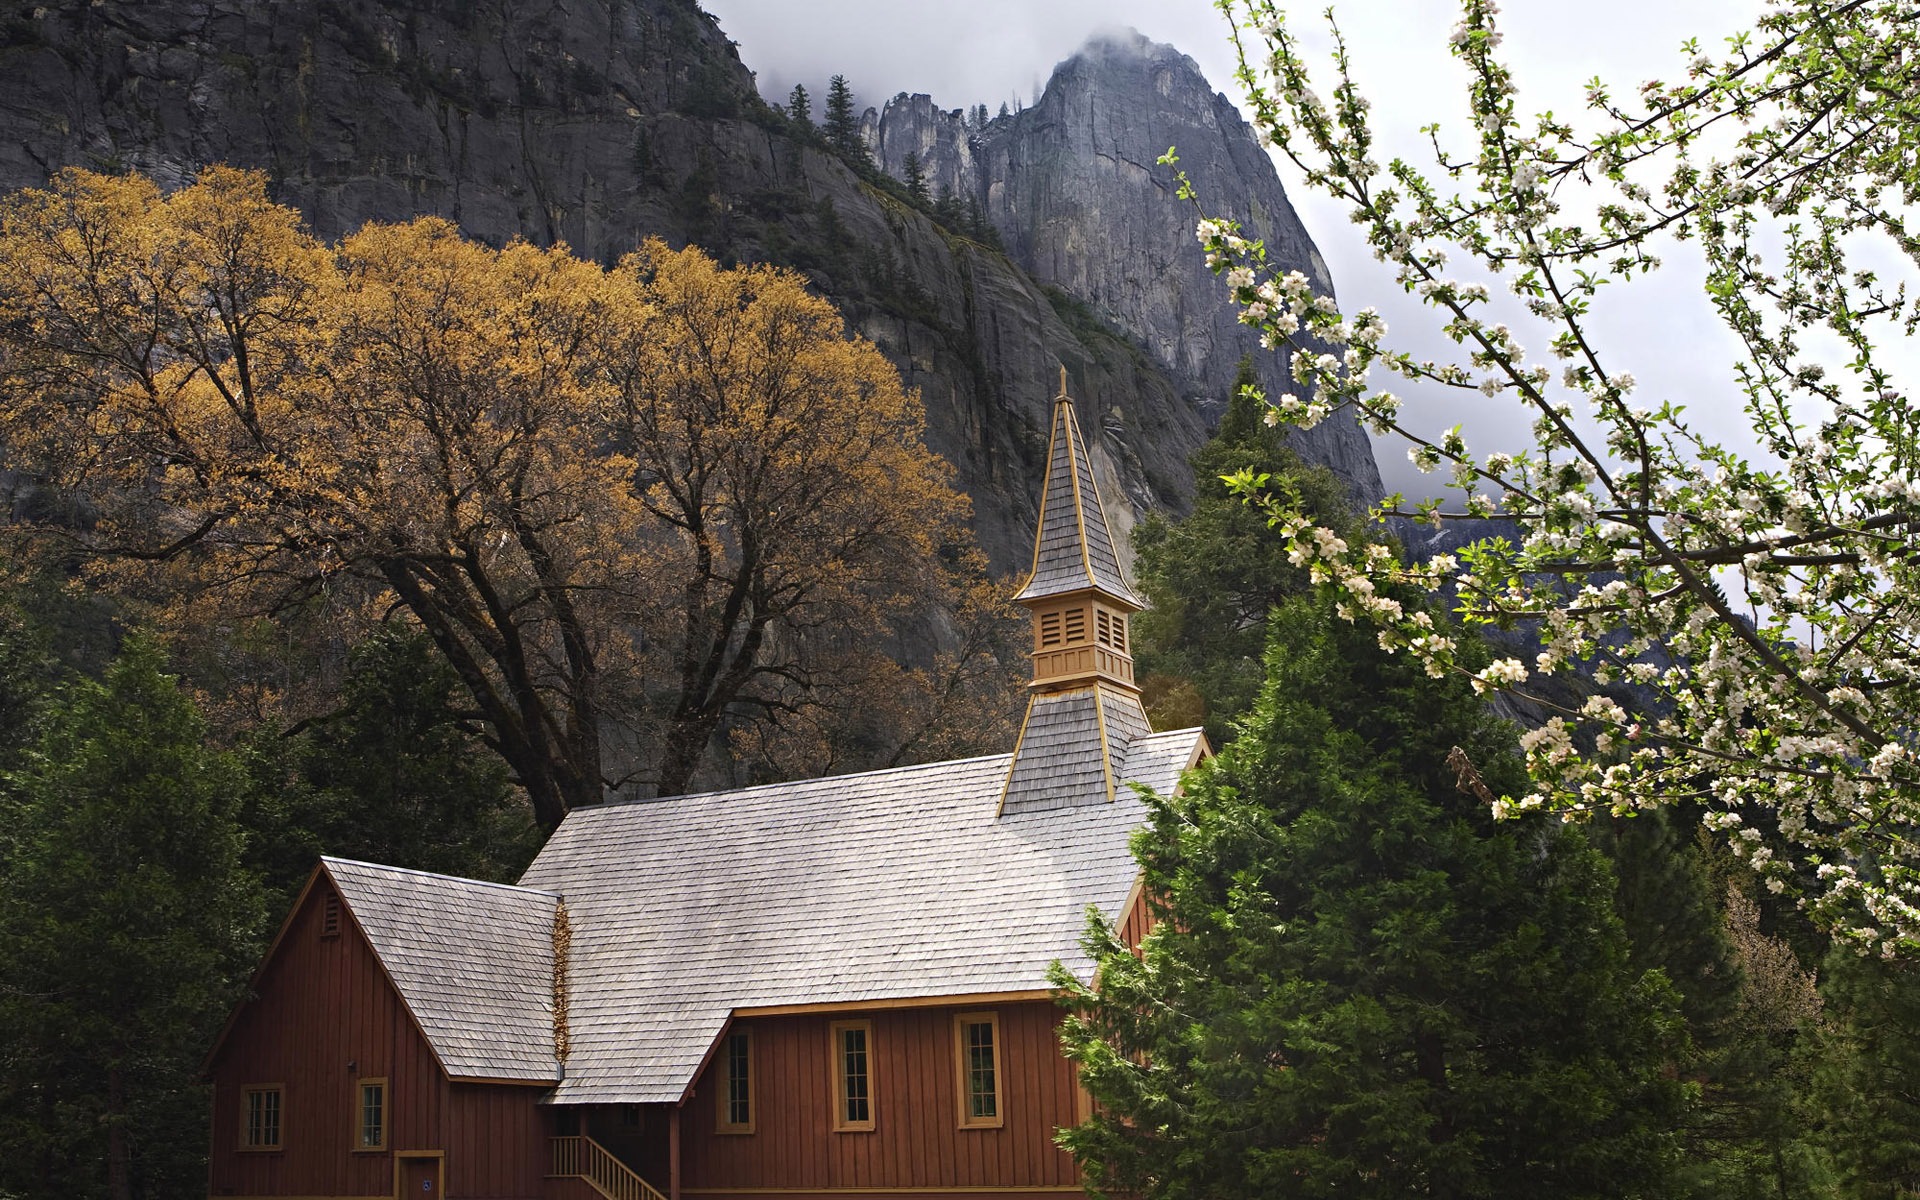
[550,1135,668,1200]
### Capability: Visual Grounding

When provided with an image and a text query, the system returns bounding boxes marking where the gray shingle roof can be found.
[324,857,560,1083]
[1014,396,1142,607]
[517,725,1204,1104]
[1000,684,1157,815]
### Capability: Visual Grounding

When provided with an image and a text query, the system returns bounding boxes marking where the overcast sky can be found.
[700,1,1814,500]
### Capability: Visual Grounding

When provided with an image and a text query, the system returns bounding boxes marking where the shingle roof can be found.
[323,857,560,1083]
[516,726,1204,1104]
[1014,395,1143,607]
[1000,683,1157,815]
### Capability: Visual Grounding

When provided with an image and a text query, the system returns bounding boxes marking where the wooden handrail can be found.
[550,1134,669,1200]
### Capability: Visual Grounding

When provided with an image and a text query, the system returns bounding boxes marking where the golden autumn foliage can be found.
[0,167,1019,827]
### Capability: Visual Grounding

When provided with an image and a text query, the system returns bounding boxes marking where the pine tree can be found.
[243,627,541,906]
[786,83,812,130]
[901,151,930,205]
[1131,355,1350,747]
[0,637,263,1200]
[1055,598,1693,1199]
[823,74,866,165]
[1808,948,1920,1197]
[933,182,962,227]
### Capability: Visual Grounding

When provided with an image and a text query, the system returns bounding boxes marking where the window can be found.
[717,1028,753,1133]
[241,1085,283,1150]
[831,1020,874,1132]
[1095,608,1126,652]
[1038,610,1063,648]
[321,892,341,937]
[954,1013,1002,1128]
[356,1078,386,1151]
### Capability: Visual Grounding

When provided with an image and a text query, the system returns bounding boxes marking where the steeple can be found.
[1013,369,1144,694]
[999,372,1155,817]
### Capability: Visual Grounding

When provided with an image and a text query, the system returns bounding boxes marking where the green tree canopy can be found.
[1056,598,1692,1198]
[0,637,262,1200]
[1132,356,1354,747]
[823,74,865,164]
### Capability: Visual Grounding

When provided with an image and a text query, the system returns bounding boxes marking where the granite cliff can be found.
[0,1,1380,572]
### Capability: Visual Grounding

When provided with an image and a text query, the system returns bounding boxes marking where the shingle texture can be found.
[324,857,560,1083]
[1001,684,1157,815]
[516,725,1204,1104]
[1015,397,1141,606]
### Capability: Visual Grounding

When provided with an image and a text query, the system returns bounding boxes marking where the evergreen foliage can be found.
[1055,598,1693,1198]
[0,638,263,1200]
[933,182,962,227]
[901,151,930,204]
[786,83,812,129]
[1131,356,1352,747]
[245,627,541,906]
[823,74,866,164]
[1809,949,1920,1197]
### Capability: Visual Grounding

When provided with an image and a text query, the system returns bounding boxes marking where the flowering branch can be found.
[1191,0,1920,952]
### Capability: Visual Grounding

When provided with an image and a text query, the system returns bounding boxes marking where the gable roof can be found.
[517,726,1204,1104]
[1014,394,1143,608]
[323,857,561,1083]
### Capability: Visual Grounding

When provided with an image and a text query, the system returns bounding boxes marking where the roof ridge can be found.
[321,856,562,899]
[587,749,1017,810]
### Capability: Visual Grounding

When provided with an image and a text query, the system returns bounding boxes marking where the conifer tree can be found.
[1056,598,1692,1199]
[823,74,865,164]
[243,627,541,905]
[786,83,812,130]
[933,182,962,227]
[901,151,930,204]
[0,638,262,1200]
[1132,355,1350,747]
[1808,949,1920,1196]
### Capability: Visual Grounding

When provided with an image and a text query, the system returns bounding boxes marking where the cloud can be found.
[702,0,1825,502]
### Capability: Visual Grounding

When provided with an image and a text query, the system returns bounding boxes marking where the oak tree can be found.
[0,168,998,828]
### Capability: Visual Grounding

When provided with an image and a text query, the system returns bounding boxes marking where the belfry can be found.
[999,370,1158,815]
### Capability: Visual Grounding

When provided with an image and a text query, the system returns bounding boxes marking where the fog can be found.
[700,1,1838,502]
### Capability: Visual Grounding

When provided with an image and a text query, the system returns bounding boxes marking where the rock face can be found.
[0,2,1379,573]
[873,31,1381,500]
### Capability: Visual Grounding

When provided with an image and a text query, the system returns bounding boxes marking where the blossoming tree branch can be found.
[1183,0,1920,951]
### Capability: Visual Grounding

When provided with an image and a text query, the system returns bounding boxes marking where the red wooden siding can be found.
[678,1001,1081,1198]
[205,873,551,1199]
[1117,880,1156,950]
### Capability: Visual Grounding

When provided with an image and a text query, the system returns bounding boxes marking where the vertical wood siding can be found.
[678,1002,1079,1197]
[205,874,551,1199]
[1117,881,1156,950]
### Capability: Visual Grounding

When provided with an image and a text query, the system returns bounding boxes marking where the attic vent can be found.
[1063,607,1087,644]
[1038,610,1063,648]
[321,892,341,938]
[1096,609,1126,652]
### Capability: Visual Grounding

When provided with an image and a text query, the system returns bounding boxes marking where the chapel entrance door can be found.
[399,1154,442,1200]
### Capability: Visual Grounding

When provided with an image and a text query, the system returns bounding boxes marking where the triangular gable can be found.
[324,858,561,1084]
[203,859,561,1085]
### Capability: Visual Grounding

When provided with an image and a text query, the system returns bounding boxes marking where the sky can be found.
[698,0,1812,500]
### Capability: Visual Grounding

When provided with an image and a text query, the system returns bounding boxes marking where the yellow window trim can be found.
[829,1019,875,1133]
[354,1077,388,1152]
[952,1012,1004,1130]
[239,1082,285,1152]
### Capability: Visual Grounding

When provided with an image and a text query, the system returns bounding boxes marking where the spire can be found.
[1013,370,1143,610]
[999,371,1155,817]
